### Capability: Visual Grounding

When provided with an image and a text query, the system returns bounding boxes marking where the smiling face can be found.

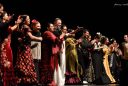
[56,19,62,26]
[25,16,30,25]
[105,37,109,45]
[35,22,41,30]
[62,25,67,33]
[47,23,55,32]
[32,22,41,31]
[54,18,62,28]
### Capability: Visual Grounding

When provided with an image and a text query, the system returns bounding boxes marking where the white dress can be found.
[54,40,66,86]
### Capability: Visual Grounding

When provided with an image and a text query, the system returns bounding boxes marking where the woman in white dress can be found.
[54,25,67,86]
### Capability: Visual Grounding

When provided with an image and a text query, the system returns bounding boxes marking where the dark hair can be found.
[100,36,107,44]
[83,29,89,33]
[47,23,53,28]
[18,15,28,30]
[60,24,66,29]
[0,3,3,8]
[109,38,116,44]
[94,32,102,39]
[20,15,27,22]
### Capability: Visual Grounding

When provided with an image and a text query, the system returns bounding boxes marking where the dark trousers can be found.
[34,59,40,82]
[0,77,2,86]
[120,59,128,85]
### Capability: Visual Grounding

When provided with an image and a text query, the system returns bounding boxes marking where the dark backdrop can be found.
[1,0,128,43]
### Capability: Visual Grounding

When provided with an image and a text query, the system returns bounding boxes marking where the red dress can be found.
[39,31,59,84]
[15,25,38,84]
[0,28,17,86]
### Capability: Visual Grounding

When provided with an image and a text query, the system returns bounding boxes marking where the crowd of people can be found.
[0,3,128,86]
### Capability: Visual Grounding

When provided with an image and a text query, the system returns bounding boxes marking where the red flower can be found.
[31,19,38,23]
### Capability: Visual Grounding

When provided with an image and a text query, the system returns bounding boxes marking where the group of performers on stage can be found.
[0,3,128,86]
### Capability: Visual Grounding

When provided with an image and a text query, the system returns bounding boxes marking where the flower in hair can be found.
[32,19,38,23]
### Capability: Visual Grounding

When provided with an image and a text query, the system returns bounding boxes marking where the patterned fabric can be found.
[85,57,95,83]
[65,71,81,84]
[15,45,37,84]
[39,61,54,84]
[0,34,17,86]
[15,24,37,84]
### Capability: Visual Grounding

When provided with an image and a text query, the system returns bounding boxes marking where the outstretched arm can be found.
[28,32,42,41]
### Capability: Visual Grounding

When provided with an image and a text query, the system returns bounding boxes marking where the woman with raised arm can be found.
[100,36,116,84]
[14,15,42,85]
[0,11,22,86]
[39,23,65,86]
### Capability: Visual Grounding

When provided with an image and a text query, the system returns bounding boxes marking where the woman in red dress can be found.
[0,11,22,86]
[14,15,42,85]
[39,23,65,85]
